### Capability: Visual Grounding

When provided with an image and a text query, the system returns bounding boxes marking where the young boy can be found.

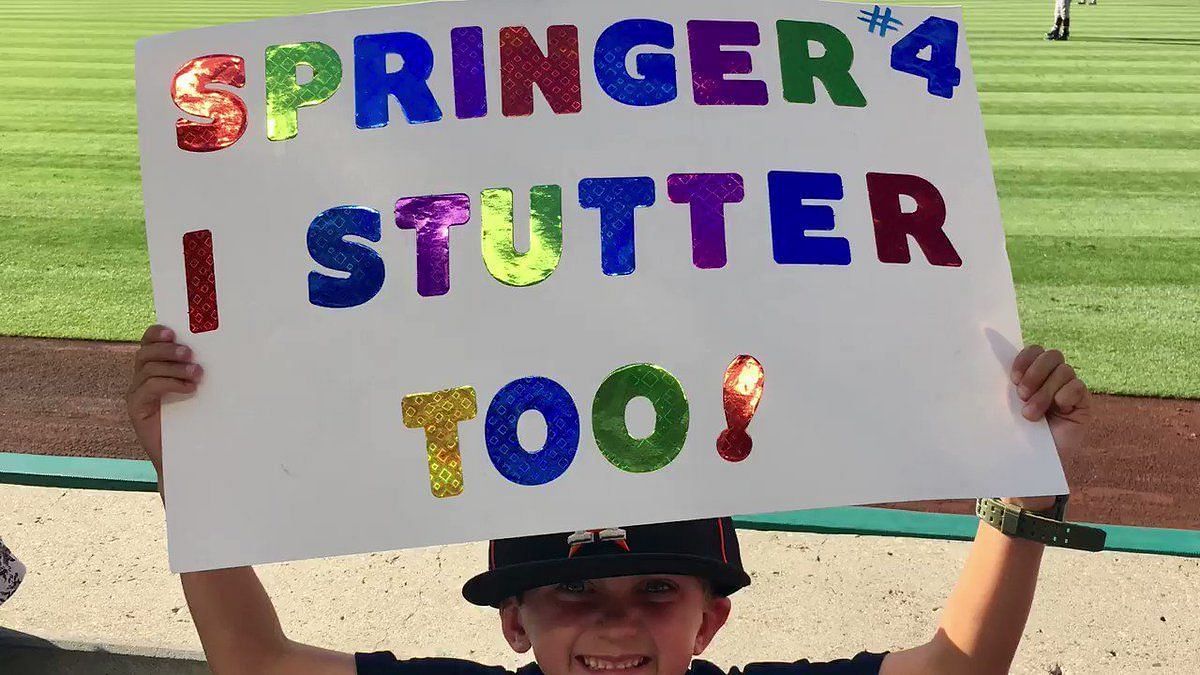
[128,324,1093,675]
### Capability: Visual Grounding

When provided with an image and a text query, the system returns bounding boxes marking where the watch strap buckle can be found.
[999,506,1022,536]
[976,497,1108,552]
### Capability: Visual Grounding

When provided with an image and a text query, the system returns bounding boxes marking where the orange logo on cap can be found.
[567,528,630,557]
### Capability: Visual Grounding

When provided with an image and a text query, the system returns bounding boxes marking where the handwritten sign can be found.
[135,0,1068,573]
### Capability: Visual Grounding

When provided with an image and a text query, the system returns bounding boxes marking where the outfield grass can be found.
[0,0,1197,398]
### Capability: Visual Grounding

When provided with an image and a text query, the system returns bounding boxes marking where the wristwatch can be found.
[976,496,1107,552]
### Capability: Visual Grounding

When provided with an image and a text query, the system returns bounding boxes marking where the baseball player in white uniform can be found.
[1049,0,1097,41]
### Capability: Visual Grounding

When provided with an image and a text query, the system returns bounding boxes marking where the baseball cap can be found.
[462,517,751,607]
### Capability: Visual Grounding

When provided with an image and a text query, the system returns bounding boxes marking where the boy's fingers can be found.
[134,342,192,369]
[131,377,197,405]
[1052,378,1090,415]
[1011,345,1045,384]
[132,362,202,390]
[1022,362,1076,420]
[1017,349,1064,399]
[140,325,175,345]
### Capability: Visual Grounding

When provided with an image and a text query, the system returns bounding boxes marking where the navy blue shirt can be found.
[356,653,887,674]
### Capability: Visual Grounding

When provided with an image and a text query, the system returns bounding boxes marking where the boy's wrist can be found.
[1001,496,1059,514]
[977,498,1107,551]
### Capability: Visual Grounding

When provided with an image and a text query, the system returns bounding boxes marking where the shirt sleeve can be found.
[733,652,889,675]
[355,652,517,675]
[0,537,26,606]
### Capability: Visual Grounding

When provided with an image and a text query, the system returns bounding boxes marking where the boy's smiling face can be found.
[499,574,731,675]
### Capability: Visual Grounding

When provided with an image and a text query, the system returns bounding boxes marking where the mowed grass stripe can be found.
[1008,236,1200,287]
[3,62,133,79]
[984,115,1199,131]
[970,50,1199,62]
[0,267,155,343]
[990,146,1198,169]
[1,134,138,158]
[1001,197,1200,237]
[986,128,1200,150]
[981,97,1200,117]
[978,75,1199,94]
[4,77,134,93]
[0,214,147,250]
[0,50,132,65]
[1017,285,1199,399]
[995,169,1198,200]
[0,152,138,172]
[975,62,1200,75]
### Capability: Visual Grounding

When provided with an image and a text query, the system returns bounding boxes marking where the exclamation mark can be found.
[718,355,764,462]
[182,229,219,333]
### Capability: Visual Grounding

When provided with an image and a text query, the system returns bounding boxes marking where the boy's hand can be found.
[128,327,354,674]
[1007,344,1090,511]
[127,325,203,476]
[885,346,1092,674]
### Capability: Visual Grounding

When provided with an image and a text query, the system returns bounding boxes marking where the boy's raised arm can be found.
[180,567,355,675]
[129,325,357,675]
[882,346,1091,675]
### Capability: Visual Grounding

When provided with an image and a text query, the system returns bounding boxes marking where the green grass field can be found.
[0,0,1197,397]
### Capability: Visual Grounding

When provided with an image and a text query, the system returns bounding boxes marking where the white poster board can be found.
[135,0,1068,573]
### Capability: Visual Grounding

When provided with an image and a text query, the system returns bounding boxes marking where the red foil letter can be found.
[866,172,962,267]
[172,55,248,153]
[183,230,219,333]
[500,25,582,116]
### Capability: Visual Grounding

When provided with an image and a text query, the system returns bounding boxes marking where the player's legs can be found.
[1047,0,1070,39]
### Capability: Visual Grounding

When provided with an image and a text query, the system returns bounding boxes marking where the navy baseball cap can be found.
[462,517,751,607]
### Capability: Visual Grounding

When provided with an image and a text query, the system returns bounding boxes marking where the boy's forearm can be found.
[155,482,289,673]
[934,520,1045,673]
[181,566,291,674]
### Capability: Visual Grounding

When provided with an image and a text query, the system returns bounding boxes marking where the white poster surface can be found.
[135,0,1067,573]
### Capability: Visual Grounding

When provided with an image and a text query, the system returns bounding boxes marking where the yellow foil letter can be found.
[402,386,478,498]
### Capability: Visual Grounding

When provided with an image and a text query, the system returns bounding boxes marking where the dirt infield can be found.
[2,336,1197,529]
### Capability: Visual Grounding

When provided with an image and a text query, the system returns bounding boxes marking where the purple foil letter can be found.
[667,173,745,269]
[687,21,769,106]
[395,194,472,296]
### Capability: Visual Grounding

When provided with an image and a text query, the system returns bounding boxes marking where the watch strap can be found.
[976,498,1107,552]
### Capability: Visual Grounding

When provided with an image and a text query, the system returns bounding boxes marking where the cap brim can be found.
[462,552,752,607]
